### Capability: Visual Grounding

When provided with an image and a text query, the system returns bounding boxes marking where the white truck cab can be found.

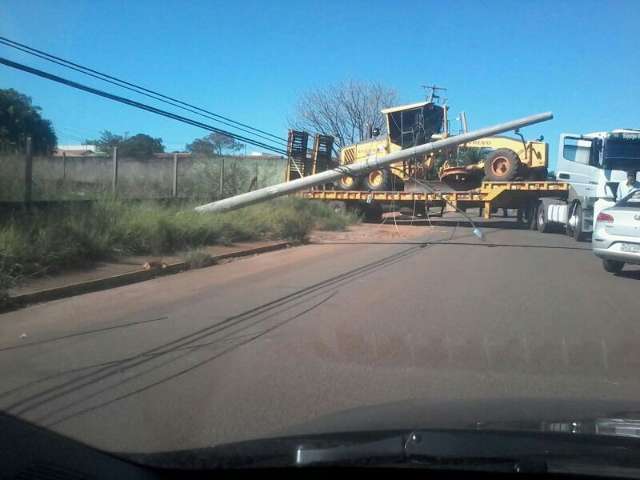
[538,129,640,241]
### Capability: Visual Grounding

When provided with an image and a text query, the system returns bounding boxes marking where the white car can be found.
[592,190,640,273]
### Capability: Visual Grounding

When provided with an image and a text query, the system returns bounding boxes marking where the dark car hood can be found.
[123,398,640,470]
[276,397,640,438]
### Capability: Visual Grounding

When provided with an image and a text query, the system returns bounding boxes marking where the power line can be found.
[0,36,288,149]
[0,56,288,155]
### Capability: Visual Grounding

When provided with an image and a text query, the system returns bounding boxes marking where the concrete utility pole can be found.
[459,112,469,133]
[195,111,553,214]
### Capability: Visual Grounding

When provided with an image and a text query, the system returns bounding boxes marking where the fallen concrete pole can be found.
[195,111,553,213]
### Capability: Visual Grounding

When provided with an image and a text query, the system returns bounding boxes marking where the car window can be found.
[617,190,640,207]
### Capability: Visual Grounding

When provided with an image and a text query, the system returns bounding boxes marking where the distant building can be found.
[54,144,98,156]
[249,151,285,159]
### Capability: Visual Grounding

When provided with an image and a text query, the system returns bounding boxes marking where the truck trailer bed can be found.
[301,181,569,219]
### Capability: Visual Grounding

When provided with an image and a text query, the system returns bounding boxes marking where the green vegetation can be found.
[85,130,165,158]
[186,132,243,157]
[0,197,358,305]
[0,88,57,155]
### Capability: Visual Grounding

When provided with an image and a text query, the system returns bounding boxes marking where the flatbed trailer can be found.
[301,181,569,223]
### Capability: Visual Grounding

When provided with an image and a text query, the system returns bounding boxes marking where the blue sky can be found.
[1,0,639,167]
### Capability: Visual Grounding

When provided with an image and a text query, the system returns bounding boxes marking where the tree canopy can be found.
[291,80,397,150]
[186,132,244,157]
[86,131,165,158]
[0,88,57,154]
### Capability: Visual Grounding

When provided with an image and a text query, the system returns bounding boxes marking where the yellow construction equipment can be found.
[333,100,548,192]
[438,134,548,190]
[336,100,445,191]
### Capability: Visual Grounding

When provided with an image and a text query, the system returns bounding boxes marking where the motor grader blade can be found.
[403,178,456,193]
[438,166,483,191]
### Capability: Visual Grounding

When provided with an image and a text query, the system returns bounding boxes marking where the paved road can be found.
[1,218,639,454]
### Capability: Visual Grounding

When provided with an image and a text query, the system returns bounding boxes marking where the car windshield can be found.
[2,0,640,474]
[617,190,640,207]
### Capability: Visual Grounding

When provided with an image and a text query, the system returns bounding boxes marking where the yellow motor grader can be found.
[334,100,548,192]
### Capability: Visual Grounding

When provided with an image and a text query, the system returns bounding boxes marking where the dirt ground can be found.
[310,216,445,243]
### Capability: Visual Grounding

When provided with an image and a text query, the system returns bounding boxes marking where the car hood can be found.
[124,398,640,470]
[276,397,640,437]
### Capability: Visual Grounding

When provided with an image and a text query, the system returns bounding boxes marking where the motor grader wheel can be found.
[363,169,390,191]
[484,148,521,181]
[335,175,361,191]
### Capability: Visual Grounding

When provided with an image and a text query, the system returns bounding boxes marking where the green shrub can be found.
[0,196,357,307]
[184,250,214,269]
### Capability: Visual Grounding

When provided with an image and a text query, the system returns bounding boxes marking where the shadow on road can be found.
[0,316,170,353]
[0,232,449,427]
[388,218,532,230]
[312,241,591,251]
[616,269,640,280]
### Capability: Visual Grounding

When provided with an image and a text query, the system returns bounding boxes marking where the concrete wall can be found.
[0,154,288,201]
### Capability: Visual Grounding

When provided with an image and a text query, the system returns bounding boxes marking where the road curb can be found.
[10,241,291,307]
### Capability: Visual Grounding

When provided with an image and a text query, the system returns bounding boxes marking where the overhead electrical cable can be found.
[0,36,288,149]
[0,56,288,155]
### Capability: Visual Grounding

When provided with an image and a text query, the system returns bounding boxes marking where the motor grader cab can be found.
[336,101,445,191]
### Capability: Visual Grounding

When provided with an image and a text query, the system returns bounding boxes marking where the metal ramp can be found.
[286,130,335,182]
[286,130,309,181]
[311,134,334,174]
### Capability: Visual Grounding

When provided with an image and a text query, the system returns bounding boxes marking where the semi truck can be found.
[288,119,640,241]
[535,129,640,241]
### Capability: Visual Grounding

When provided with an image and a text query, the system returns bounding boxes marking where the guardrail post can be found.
[24,136,33,206]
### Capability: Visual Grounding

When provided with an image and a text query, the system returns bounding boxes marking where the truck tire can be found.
[363,169,390,191]
[335,175,361,191]
[568,203,586,242]
[484,149,521,182]
[327,201,347,214]
[362,203,383,223]
[527,203,538,230]
[603,259,624,274]
[536,201,551,233]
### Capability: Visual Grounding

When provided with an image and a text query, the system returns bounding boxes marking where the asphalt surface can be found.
[1,217,640,454]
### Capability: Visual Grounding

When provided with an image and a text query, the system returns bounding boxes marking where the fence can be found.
[0,143,288,203]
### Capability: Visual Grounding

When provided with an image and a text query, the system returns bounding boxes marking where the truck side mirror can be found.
[591,138,603,167]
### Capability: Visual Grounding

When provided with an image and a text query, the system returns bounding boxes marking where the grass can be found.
[0,197,358,305]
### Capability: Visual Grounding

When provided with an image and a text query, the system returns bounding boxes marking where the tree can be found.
[86,131,165,158]
[186,132,244,157]
[0,88,57,154]
[291,80,397,150]
[86,130,123,154]
[119,134,164,158]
